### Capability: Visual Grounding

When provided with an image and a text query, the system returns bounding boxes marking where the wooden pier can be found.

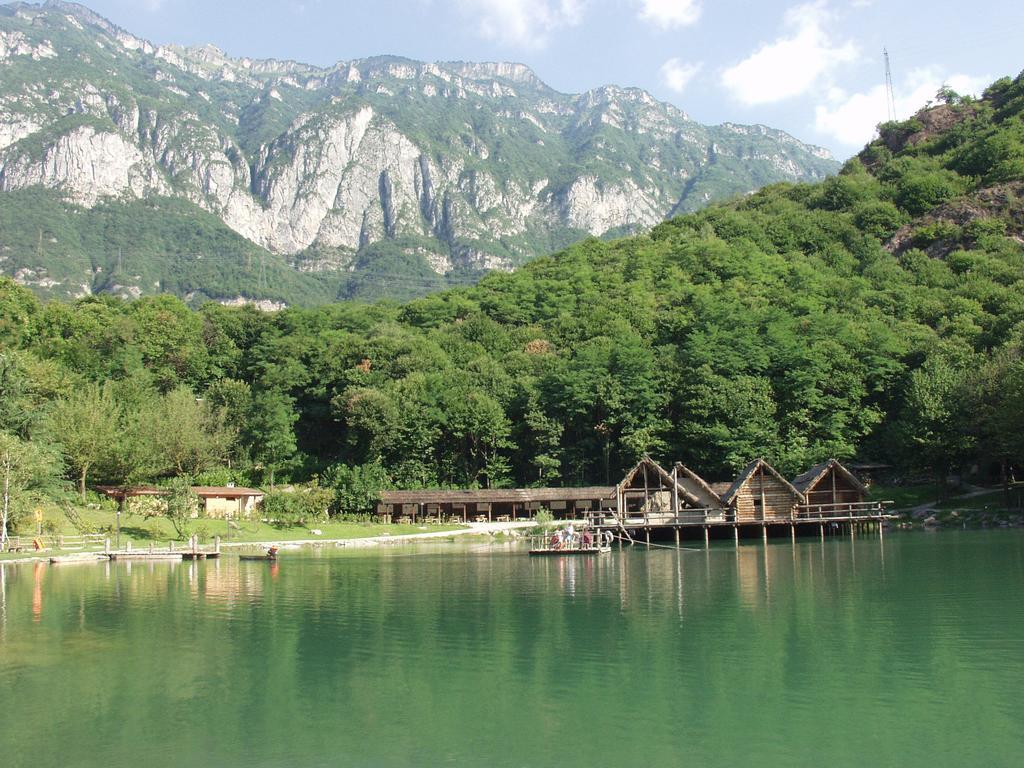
[102,535,222,561]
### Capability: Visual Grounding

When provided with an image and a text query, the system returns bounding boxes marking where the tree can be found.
[162,476,198,539]
[892,347,977,481]
[46,382,120,497]
[0,431,65,546]
[246,389,297,489]
[148,387,235,477]
[324,460,391,518]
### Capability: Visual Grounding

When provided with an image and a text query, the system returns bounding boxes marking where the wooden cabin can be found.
[791,459,868,515]
[193,486,264,519]
[616,456,726,523]
[718,459,804,522]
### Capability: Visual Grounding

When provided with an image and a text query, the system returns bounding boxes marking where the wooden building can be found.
[193,486,264,519]
[791,459,869,517]
[377,486,616,524]
[718,458,805,522]
[615,456,725,525]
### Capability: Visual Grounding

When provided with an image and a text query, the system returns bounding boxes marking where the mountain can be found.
[2,71,1023,488]
[0,1,838,305]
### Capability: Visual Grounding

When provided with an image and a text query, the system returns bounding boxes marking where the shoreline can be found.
[0,521,539,564]
[5,517,1024,565]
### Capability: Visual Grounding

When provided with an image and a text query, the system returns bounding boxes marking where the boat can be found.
[529,529,614,556]
[239,546,279,562]
[528,545,611,556]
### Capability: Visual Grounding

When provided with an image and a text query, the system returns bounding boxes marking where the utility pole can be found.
[884,48,897,122]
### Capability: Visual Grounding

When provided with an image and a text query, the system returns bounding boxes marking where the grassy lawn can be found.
[936,488,1024,512]
[870,484,945,510]
[2,503,467,559]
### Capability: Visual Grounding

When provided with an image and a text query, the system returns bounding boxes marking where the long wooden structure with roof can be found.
[376,455,891,540]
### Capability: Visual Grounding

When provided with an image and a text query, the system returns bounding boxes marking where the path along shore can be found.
[1,521,540,564]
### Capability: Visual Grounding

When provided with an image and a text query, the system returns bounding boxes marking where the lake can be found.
[1,531,1023,767]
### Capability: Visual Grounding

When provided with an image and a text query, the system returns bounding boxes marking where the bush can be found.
[896,170,966,215]
[852,200,907,240]
[259,485,332,525]
[323,460,390,517]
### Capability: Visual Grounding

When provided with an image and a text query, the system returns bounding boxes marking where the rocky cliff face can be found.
[0,1,839,303]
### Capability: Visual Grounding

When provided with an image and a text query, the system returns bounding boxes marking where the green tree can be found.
[148,387,235,477]
[325,460,391,517]
[46,382,121,497]
[162,476,198,539]
[246,389,297,489]
[0,431,65,546]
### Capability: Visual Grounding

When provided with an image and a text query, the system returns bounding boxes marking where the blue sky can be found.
[78,1,1022,158]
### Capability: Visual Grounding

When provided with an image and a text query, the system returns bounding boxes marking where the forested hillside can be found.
[2,72,1023,524]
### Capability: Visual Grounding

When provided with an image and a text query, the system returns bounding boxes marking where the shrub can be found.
[896,170,966,215]
[259,485,332,525]
[323,460,390,517]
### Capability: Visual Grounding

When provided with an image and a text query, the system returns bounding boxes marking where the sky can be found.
[72,0,1023,159]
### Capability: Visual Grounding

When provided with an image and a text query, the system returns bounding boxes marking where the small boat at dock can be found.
[528,529,613,556]
[239,546,279,562]
[528,545,611,556]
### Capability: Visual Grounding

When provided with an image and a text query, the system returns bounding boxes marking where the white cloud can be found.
[458,0,587,48]
[721,1,858,106]
[660,58,702,93]
[815,68,990,148]
[635,0,701,29]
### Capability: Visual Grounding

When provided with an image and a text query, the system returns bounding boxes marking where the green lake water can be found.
[1,530,1023,767]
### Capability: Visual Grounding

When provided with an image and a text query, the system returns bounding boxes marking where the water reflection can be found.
[0,534,1021,768]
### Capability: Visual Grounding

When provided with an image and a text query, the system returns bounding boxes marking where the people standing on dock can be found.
[566,523,575,549]
[582,529,593,550]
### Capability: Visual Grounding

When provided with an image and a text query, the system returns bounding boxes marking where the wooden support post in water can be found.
[791,524,796,544]
[820,523,825,541]
[704,526,709,549]
[734,526,739,546]
[645,529,651,549]
[674,528,680,548]
[762,525,768,545]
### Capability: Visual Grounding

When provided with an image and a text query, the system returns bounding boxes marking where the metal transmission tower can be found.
[883,48,897,121]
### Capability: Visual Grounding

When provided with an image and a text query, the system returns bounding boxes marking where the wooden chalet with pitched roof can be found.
[791,459,873,519]
[718,458,805,522]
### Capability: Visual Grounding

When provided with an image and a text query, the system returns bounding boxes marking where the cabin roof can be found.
[380,487,616,505]
[791,459,867,495]
[192,486,264,499]
[719,458,805,505]
[673,462,724,505]
[618,455,705,504]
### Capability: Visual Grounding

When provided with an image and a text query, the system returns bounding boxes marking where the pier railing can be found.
[583,501,890,529]
[4,533,106,552]
[795,501,890,520]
